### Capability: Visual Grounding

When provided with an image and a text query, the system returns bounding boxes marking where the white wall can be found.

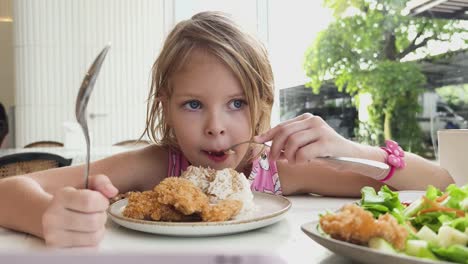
[13,0,165,147]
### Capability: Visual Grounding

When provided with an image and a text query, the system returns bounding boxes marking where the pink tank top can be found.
[167,149,282,195]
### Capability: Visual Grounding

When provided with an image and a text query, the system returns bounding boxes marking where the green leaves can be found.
[429,244,468,263]
[356,184,468,263]
[303,0,466,150]
[360,185,405,223]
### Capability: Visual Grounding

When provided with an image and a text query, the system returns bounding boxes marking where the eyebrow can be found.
[227,93,246,99]
[173,92,246,99]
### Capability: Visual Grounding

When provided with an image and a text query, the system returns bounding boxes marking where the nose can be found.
[204,112,226,136]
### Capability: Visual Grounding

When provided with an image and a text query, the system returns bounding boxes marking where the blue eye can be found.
[184,100,201,110]
[230,99,246,110]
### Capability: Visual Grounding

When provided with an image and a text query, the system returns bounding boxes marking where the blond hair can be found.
[144,11,274,150]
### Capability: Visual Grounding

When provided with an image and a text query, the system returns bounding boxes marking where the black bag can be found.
[0,103,9,144]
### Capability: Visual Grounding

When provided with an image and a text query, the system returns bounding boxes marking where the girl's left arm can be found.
[257,113,454,196]
[276,144,454,197]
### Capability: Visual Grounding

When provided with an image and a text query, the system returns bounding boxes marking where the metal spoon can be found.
[75,45,111,189]
[225,140,390,179]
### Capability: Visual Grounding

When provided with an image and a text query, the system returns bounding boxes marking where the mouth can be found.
[203,150,226,157]
[202,149,230,163]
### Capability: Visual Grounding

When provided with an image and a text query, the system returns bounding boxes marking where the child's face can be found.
[167,49,252,171]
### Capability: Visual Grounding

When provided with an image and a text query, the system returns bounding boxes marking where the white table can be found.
[0,195,355,263]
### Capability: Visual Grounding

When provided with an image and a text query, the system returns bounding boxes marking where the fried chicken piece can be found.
[201,200,243,222]
[124,177,243,223]
[376,214,409,250]
[320,204,408,250]
[150,204,201,222]
[320,204,377,244]
[154,177,209,215]
[122,191,158,220]
[123,190,198,222]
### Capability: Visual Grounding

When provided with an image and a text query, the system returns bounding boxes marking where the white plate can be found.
[108,192,291,237]
[301,191,452,264]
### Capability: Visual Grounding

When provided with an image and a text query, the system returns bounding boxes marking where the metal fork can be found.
[75,45,111,189]
[225,140,390,178]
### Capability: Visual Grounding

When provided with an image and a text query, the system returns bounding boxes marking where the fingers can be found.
[255,113,347,164]
[57,187,110,213]
[293,141,327,164]
[44,207,108,232]
[88,174,119,198]
[282,130,320,164]
[259,114,324,161]
[44,228,106,248]
[255,113,313,143]
[43,187,110,248]
[263,121,312,160]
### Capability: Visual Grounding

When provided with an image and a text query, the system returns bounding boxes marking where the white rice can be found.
[181,166,255,214]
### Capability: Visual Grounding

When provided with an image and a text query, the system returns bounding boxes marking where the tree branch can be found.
[398,34,438,60]
[397,23,428,60]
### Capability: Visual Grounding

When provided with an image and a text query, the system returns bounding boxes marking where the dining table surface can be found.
[0,146,358,263]
[0,194,356,263]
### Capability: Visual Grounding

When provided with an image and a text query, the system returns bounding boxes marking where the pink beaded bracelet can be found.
[379,140,406,182]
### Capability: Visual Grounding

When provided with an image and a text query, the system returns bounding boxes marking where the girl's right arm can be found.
[0,145,168,247]
[0,175,53,238]
[0,173,115,247]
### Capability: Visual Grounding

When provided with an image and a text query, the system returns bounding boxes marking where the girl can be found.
[0,11,453,248]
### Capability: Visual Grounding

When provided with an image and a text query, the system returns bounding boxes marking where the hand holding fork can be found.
[230,114,390,179]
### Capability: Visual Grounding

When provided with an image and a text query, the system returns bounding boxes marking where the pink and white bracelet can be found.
[379,140,406,182]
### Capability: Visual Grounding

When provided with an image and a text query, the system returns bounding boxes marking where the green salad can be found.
[357,184,468,263]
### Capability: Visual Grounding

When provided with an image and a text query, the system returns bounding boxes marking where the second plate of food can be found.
[108,191,291,236]
[301,191,453,264]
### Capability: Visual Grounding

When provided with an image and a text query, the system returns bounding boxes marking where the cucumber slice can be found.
[368,237,396,253]
[459,198,468,210]
[405,240,439,260]
[438,226,468,247]
[416,226,438,244]
[403,198,424,217]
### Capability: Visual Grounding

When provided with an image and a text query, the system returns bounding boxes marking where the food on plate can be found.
[320,204,408,250]
[201,199,243,222]
[122,190,196,221]
[154,177,209,215]
[122,166,254,222]
[122,191,157,220]
[318,184,468,263]
[181,166,254,214]
[180,165,215,193]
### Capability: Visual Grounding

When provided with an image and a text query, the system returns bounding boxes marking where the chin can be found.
[208,161,241,171]
[207,162,237,170]
[188,152,243,170]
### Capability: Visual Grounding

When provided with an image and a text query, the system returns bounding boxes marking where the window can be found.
[273,1,467,159]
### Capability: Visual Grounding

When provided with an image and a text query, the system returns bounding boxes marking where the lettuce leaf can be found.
[445,184,468,210]
[412,211,457,233]
[429,244,468,264]
[450,216,468,233]
[426,185,443,201]
[360,185,405,223]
